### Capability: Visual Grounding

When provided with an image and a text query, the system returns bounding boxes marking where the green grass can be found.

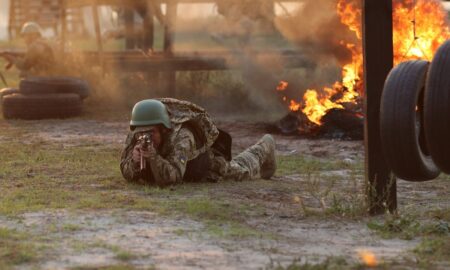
[367,214,450,240]
[414,237,450,262]
[276,155,363,176]
[0,134,270,239]
[0,227,37,269]
[266,257,353,270]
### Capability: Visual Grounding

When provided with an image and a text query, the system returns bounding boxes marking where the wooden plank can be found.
[362,0,397,215]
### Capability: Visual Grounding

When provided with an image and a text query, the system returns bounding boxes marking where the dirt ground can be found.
[0,115,449,270]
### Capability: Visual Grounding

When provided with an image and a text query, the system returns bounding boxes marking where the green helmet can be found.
[21,22,42,36]
[130,99,172,129]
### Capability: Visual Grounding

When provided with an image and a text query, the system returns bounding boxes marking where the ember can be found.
[277,0,449,138]
[357,250,378,267]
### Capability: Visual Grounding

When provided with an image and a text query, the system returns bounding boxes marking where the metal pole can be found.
[363,0,397,215]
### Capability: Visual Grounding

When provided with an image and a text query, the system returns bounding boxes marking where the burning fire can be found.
[357,250,378,267]
[393,0,450,63]
[278,0,450,126]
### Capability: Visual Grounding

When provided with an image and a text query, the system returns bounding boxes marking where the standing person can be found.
[1,22,55,78]
[120,98,276,186]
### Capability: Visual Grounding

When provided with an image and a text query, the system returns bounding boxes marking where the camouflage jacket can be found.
[120,98,228,186]
[15,38,55,77]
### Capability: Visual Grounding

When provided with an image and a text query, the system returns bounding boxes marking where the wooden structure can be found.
[60,0,311,95]
[8,0,86,39]
[363,0,396,214]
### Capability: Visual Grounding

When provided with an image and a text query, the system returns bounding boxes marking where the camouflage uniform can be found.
[120,98,275,186]
[14,38,55,78]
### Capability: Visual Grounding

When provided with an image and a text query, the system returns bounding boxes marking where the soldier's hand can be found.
[132,144,142,164]
[140,144,157,160]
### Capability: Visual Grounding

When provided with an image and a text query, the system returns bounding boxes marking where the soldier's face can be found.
[23,34,37,45]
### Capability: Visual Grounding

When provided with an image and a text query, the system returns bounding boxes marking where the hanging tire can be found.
[2,93,82,120]
[19,76,90,99]
[424,40,450,173]
[0,88,20,99]
[380,60,440,181]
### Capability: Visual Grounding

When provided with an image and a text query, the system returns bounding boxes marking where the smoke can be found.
[68,1,362,117]
[274,0,357,66]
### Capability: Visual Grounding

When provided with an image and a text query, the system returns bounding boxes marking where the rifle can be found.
[138,134,152,171]
[0,51,23,70]
[0,70,7,86]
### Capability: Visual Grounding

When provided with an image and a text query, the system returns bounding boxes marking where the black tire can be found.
[20,76,90,99]
[2,93,82,120]
[0,88,20,99]
[380,60,440,181]
[424,40,450,173]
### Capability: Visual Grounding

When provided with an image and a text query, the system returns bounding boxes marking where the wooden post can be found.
[163,1,178,97]
[92,1,103,55]
[60,0,67,53]
[8,0,14,40]
[363,0,397,215]
[124,7,135,49]
[143,1,155,52]
[164,1,177,55]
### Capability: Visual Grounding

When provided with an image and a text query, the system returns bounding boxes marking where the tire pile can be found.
[0,76,90,120]
[380,40,450,181]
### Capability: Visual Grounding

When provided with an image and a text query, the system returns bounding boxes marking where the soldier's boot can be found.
[227,134,277,181]
[258,134,277,179]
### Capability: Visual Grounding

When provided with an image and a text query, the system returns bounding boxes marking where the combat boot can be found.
[259,134,277,179]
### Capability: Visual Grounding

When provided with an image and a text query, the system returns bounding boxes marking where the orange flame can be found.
[277,81,289,91]
[289,100,301,112]
[357,250,378,267]
[393,0,450,64]
[278,0,449,126]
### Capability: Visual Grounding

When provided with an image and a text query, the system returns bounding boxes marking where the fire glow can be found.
[278,0,450,126]
[357,250,378,267]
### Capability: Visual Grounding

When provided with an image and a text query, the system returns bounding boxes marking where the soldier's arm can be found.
[120,134,142,182]
[148,128,196,186]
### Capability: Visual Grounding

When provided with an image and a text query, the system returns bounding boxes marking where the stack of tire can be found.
[380,40,450,181]
[0,76,89,120]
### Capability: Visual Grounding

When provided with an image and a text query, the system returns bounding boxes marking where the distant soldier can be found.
[1,22,55,78]
[120,98,277,186]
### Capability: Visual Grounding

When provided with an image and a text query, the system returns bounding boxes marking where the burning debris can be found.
[275,0,449,139]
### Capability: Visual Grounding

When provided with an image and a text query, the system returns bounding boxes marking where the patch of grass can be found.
[266,257,352,270]
[291,171,366,219]
[428,208,450,222]
[367,215,450,240]
[71,265,140,270]
[0,227,36,267]
[206,222,268,239]
[169,197,269,239]
[92,242,137,262]
[276,155,363,176]
[414,236,450,266]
